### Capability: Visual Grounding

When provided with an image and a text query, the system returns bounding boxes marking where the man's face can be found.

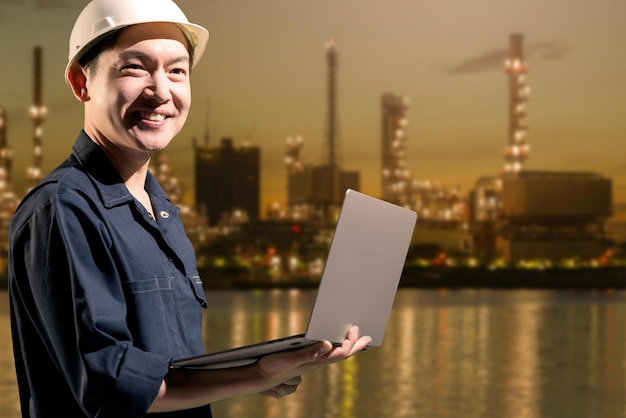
[83,22,192,157]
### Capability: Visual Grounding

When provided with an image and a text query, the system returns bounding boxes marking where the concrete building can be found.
[194,137,260,225]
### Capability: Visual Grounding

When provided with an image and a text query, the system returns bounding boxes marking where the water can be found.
[2,288,626,418]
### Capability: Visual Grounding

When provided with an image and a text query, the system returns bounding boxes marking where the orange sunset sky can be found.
[0,0,624,221]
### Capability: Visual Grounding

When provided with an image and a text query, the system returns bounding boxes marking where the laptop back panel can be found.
[304,189,417,345]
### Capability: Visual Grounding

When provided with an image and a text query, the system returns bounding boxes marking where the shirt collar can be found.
[71,130,170,209]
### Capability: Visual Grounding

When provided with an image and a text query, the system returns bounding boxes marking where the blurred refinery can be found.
[0,35,620,287]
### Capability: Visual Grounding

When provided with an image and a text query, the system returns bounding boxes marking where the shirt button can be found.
[159,211,170,219]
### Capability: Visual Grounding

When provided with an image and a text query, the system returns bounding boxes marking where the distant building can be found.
[468,176,503,260]
[470,171,614,262]
[381,93,411,206]
[194,137,260,225]
[497,171,612,261]
[285,151,360,216]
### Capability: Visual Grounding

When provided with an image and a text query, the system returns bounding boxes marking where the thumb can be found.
[290,341,333,366]
[257,341,333,375]
[311,341,332,360]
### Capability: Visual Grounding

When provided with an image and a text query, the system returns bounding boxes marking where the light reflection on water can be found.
[1,288,626,418]
[204,289,626,418]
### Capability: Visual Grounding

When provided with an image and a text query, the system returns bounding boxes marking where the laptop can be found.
[170,189,417,369]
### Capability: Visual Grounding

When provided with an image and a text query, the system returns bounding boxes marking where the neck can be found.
[84,129,152,198]
[107,151,151,199]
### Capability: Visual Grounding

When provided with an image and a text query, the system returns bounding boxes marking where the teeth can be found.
[140,112,166,122]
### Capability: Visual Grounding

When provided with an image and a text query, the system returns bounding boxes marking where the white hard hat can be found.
[66,0,209,78]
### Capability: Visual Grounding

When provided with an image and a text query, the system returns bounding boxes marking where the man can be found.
[8,1,371,416]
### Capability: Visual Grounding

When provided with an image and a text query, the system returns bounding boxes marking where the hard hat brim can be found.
[65,0,209,86]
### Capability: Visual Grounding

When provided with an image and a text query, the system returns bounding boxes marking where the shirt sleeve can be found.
[16,183,170,416]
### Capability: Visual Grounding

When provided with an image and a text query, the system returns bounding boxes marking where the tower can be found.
[325,39,339,171]
[503,34,530,174]
[381,93,411,205]
[283,39,359,218]
[318,38,342,207]
[194,137,260,225]
[27,46,47,191]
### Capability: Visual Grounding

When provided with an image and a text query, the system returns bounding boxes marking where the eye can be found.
[120,63,147,74]
[168,67,189,82]
[170,67,188,76]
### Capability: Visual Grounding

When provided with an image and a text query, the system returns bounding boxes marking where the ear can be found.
[67,63,90,102]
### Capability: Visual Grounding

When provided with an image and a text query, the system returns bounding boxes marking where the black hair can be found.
[76,24,195,78]
[77,29,125,77]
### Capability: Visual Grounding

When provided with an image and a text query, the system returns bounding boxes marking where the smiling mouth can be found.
[137,111,167,122]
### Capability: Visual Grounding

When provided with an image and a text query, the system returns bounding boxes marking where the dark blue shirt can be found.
[9,132,211,417]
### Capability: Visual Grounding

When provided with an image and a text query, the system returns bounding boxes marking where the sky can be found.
[0,0,625,218]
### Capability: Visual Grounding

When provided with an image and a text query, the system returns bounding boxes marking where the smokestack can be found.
[325,39,337,169]
[502,34,530,174]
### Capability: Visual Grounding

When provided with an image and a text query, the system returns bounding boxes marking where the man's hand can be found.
[255,325,372,398]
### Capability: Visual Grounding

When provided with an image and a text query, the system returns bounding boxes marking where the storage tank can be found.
[502,171,612,223]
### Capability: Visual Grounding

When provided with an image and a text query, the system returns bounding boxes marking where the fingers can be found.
[315,326,373,364]
[334,325,372,354]
[260,375,302,399]
[343,326,373,355]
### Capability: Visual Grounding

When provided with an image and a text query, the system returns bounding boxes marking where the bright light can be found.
[309,258,324,276]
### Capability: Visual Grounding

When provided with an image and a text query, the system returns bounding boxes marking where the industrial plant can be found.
[0,34,619,287]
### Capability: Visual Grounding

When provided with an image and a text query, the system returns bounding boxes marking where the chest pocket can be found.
[124,273,207,358]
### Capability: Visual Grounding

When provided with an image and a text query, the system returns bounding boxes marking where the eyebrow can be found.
[117,49,190,66]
